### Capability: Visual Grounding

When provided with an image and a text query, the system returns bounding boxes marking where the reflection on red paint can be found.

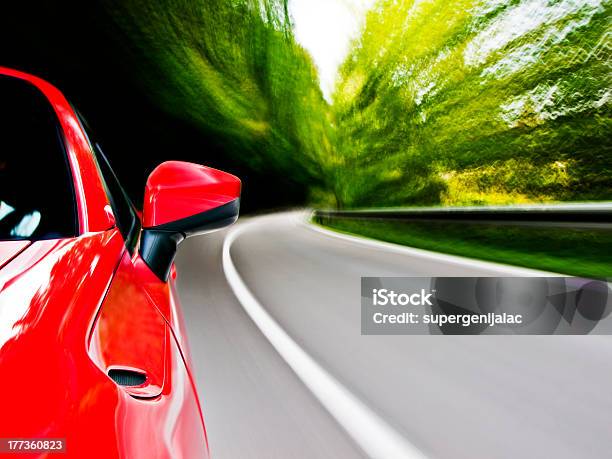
[0,67,209,458]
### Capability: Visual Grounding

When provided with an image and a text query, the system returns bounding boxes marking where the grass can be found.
[317,217,612,279]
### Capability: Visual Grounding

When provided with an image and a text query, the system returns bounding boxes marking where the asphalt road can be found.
[175,211,612,459]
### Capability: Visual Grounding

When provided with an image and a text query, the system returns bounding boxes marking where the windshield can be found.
[0,75,77,240]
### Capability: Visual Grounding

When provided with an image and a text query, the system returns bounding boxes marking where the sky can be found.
[289,0,376,101]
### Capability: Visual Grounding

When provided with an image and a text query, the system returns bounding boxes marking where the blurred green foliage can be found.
[333,0,612,207]
[105,0,611,208]
[104,0,334,195]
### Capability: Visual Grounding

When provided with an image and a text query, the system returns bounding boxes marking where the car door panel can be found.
[89,251,169,399]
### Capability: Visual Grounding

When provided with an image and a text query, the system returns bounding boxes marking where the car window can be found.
[75,112,140,254]
[0,75,78,240]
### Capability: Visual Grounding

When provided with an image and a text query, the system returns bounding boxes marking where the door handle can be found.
[106,365,161,399]
[108,367,147,387]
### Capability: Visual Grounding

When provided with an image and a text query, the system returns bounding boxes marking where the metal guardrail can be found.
[313,202,612,230]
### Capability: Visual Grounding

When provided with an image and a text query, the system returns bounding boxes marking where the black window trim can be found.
[93,143,141,253]
[72,108,141,254]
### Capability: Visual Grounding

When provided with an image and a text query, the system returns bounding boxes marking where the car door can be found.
[80,120,209,458]
[0,70,207,458]
[0,72,127,456]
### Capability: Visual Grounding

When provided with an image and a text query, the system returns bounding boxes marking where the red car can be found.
[0,67,241,458]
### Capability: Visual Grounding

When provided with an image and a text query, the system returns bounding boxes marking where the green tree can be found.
[333,0,611,207]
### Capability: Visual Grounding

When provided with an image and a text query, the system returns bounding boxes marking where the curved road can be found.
[175,211,612,459]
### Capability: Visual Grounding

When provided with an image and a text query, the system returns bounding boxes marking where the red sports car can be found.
[0,67,241,458]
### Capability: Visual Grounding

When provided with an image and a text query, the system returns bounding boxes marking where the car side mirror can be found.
[140,161,241,281]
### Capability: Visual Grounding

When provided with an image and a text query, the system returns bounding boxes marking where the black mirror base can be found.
[139,199,240,281]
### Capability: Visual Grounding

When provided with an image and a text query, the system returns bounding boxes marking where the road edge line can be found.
[222,221,427,459]
[302,212,562,277]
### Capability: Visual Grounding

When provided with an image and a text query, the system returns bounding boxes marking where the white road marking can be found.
[222,218,427,459]
[303,211,563,277]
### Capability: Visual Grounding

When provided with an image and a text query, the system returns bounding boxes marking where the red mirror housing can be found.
[140,161,241,280]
